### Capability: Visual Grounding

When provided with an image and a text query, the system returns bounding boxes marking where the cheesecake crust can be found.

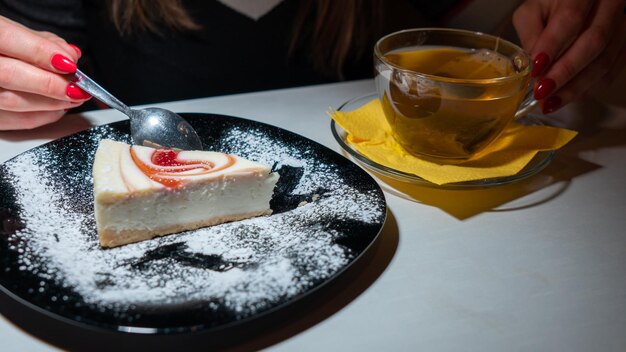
[99,209,272,248]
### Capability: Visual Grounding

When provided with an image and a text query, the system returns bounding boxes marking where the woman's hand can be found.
[513,0,626,113]
[0,15,91,130]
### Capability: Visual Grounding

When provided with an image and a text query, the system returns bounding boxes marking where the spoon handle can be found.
[73,69,132,116]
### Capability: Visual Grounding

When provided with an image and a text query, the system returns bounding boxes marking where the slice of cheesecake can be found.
[93,139,279,248]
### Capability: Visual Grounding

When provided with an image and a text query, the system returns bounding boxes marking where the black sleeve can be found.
[0,0,86,45]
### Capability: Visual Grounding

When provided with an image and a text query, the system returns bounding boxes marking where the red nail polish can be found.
[534,78,556,100]
[531,52,550,77]
[51,54,77,73]
[68,44,82,57]
[66,83,91,100]
[542,95,562,114]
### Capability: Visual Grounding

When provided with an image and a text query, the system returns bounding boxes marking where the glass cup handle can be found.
[514,84,538,119]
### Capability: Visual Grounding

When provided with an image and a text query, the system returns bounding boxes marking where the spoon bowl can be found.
[73,69,204,151]
[129,107,203,150]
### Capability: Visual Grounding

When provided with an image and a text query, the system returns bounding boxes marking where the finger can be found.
[541,22,626,113]
[0,16,80,62]
[35,31,82,58]
[36,30,67,43]
[535,0,625,100]
[0,15,34,31]
[0,55,91,101]
[527,0,595,77]
[0,110,65,130]
[512,0,545,53]
[0,88,84,112]
[0,16,79,73]
[0,16,79,59]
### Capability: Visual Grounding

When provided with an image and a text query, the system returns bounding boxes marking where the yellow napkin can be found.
[330,99,577,185]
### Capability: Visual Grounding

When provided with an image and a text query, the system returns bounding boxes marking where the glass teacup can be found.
[374,28,535,162]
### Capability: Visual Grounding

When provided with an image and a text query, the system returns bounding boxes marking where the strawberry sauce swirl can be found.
[130,148,236,187]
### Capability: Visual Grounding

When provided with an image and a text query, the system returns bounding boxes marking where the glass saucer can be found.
[330,94,555,189]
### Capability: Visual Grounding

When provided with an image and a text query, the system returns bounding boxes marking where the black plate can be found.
[0,113,386,334]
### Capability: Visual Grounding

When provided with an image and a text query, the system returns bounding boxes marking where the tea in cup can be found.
[374,28,535,161]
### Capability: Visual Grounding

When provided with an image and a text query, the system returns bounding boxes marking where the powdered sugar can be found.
[1,120,385,325]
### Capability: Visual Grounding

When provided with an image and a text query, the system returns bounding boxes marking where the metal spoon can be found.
[72,69,204,151]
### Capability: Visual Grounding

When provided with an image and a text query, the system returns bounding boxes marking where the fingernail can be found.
[66,83,91,100]
[534,78,556,100]
[51,54,77,73]
[542,95,562,114]
[531,52,550,77]
[68,44,82,57]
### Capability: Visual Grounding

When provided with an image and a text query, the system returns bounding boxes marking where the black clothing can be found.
[80,0,341,105]
[0,0,436,106]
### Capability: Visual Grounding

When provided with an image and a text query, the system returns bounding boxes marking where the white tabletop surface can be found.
[1,79,625,351]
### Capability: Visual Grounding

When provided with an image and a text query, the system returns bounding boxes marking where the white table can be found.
[1,79,625,351]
